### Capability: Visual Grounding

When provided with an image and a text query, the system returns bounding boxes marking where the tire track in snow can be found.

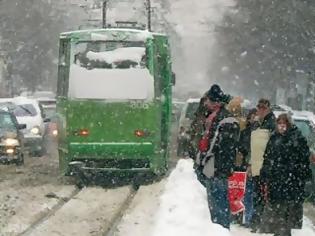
[18,187,81,236]
[102,185,138,236]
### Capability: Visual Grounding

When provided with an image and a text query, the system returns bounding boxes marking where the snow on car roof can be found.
[186,98,200,103]
[12,96,39,106]
[272,104,293,111]
[32,91,55,99]
[292,115,310,121]
[292,110,315,124]
[293,110,315,117]
[279,104,293,111]
[0,98,13,103]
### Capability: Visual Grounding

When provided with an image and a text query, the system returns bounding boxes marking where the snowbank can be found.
[68,64,154,101]
[152,159,230,236]
[152,159,315,236]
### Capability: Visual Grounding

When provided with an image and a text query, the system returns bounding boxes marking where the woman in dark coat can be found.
[260,114,312,236]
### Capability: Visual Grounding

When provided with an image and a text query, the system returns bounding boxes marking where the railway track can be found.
[18,187,82,236]
[13,184,138,236]
[0,130,178,236]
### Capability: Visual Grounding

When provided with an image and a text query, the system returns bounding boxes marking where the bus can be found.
[56,28,174,181]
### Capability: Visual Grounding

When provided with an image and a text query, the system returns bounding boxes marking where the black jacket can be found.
[210,108,240,178]
[260,112,276,131]
[260,126,312,203]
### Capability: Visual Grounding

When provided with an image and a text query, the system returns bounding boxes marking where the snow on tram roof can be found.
[61,28,166,40]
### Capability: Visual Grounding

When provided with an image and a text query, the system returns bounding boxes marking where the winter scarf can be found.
[198,104,221,152]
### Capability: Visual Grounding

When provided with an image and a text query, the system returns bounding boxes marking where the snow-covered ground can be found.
[116,159,315,236]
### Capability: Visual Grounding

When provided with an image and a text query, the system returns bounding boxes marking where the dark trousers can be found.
[206,177,230,229]
[251,176,265,229]
[244,178,254,225]
[260,201,303,236]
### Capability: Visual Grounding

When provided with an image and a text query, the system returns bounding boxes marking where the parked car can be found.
[31,91,56,111]
[291,112,315,200]
[29,91,57,138]
[0,110,26,165]
[10,97,48,157]
[271,104,293,118]
[31,91,56,100]
[172,100,185,123]
[177,98,200,156]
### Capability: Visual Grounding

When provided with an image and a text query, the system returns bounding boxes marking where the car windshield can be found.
[0,102,15,112]
[13,104,37,117]
[0,113,16,130]
[185,102,199,120]
[43,106,56,118]
[294,119,312,138]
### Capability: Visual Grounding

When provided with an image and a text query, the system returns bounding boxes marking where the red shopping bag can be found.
[228,172,247,215]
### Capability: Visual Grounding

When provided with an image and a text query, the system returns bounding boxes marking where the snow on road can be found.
[0,184,76,236]
[117,159,315,236]
[29,186,132,236]
[114,179,167,236]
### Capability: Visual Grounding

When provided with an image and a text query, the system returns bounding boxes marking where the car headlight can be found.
[4,138,19,146]
[31,126,40,135]
[52,129,58,136]
[6,148,15,154]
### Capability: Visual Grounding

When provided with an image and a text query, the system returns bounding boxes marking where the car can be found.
[292,114,315,140]
[271,104,293,118]
[31,91,56,109]
[291,112,315,200]
[29,91,57,137]
[177,98,200,157]
[292,110,315,126]
[172,100,185,123]
[0,110,26,165]
[37,98,57,139]
[9,97,48,157]
[43,104,58,138]
[31,91,56,100]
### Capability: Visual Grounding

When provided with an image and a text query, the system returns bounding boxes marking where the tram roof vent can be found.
[109,21,146,30]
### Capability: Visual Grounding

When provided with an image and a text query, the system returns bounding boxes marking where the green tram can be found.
[56,28,174,180]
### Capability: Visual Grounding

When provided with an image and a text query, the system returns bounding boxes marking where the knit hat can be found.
[206,84,224,102]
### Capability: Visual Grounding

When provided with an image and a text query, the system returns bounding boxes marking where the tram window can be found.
[73,41,147,70]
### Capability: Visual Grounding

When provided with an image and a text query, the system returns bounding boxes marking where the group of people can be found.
[188,84,312,236]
